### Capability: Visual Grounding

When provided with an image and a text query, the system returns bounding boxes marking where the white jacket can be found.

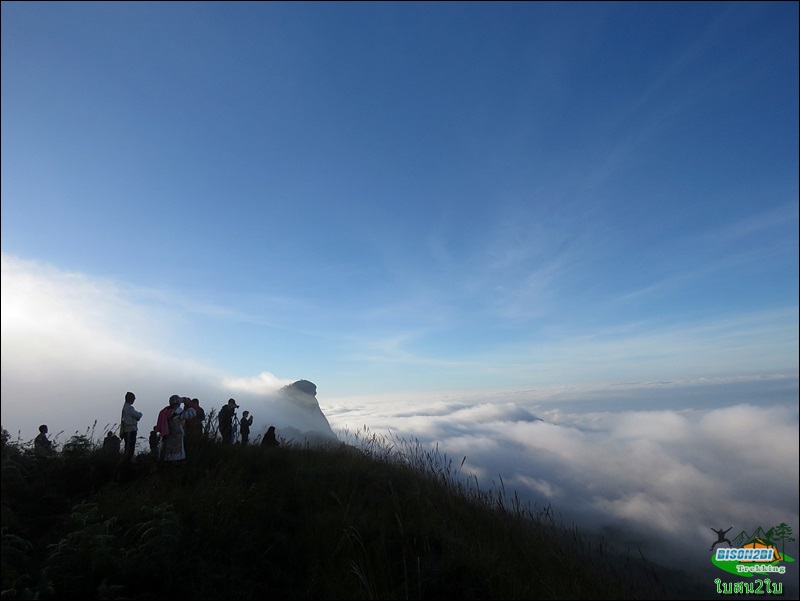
[121,402,143,433]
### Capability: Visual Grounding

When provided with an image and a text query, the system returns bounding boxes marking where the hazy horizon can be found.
[2,255,797,593]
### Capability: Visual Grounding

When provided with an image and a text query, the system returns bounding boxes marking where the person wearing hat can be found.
[161,396,196,464]
[218,398,238,444]
[154,395,183,459]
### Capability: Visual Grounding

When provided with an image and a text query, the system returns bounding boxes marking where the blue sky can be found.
[3,2,797,399]
[2,4,798,587]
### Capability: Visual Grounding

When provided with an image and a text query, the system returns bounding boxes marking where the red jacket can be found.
[156,406,177,437]
[182,398,203,434]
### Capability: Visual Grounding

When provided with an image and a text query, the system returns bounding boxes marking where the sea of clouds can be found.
[2,253,797,597]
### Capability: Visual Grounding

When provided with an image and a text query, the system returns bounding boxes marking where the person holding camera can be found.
[240,410,253,445]
[218,398,238,444]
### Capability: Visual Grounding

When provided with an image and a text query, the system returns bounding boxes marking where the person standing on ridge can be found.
[34,424,55,456]
[182,397,204,438]
[218,398,238,444]
[149,426,160,456]
[103,431,121,453]
[261,425,279,448]
[161,400,196,465]
[120,391,143,463]
[240,410,253,445]
[156,395,182,445]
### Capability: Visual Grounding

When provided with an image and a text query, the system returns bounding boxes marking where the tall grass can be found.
[1,422,668,600]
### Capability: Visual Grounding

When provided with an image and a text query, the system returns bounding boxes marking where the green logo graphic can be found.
[710,522,795,577]
[710,523,795,595]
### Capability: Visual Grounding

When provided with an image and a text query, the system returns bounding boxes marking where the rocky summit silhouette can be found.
[272,379,338,446]
[286,379,318,397]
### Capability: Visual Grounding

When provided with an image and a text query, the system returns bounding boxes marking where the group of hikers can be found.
[33,391,281,465]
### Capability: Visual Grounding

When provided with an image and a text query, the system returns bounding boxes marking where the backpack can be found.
[196,405,206,421]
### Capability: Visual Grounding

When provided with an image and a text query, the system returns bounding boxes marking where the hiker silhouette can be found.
[240,411,253,445]
[103,431,121,453]
[710,525,733,551]
[34,424,55,456]
[261,425,279,447]
[218,398,238,444]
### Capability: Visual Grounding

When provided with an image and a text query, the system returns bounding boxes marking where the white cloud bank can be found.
[0,254,320,443]
[2,253,798,595]
[325,394,799,595]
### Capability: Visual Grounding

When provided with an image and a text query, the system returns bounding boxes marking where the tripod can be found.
[231,414,240,444]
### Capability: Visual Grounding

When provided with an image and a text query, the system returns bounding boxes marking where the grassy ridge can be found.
[1,424,667,600]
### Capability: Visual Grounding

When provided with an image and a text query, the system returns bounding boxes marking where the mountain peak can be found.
[283,379,317,397]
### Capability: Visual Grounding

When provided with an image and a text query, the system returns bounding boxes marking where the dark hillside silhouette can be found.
[1,423,700,600]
